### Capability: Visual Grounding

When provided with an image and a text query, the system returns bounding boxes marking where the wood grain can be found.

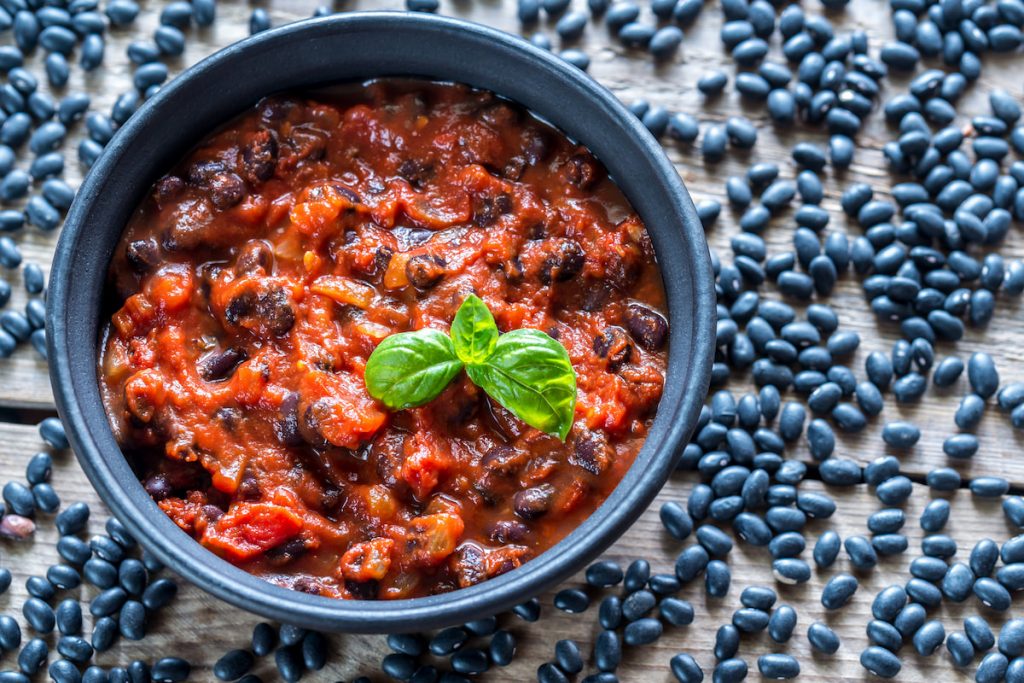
[0,0,1019,680]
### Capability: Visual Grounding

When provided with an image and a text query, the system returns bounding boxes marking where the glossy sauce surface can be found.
[99,80,668,599]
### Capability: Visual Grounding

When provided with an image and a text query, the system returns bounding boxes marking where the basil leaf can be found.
[465,329,577,440]
[450,294,499,365]
[364,329,464,410]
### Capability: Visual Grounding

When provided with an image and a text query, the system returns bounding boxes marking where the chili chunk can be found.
[99,80,668,599]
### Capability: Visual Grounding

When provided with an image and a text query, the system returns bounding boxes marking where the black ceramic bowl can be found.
[48,12,715,633]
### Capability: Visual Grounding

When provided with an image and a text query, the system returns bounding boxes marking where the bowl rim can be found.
[47,11,715,632]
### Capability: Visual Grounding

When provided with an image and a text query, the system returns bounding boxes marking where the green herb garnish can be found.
[364,295,577,441]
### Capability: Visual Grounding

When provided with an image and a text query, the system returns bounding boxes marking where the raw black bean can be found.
[90,587,127,618]
[22,597,54,633]
[912,620,945,656]
[451,647,489,675]
[151,658,190,682]
[47,564,80,589]
[84,558,117,588]
[624,559,650,592]
[429,627,468,657]
[490,630,516,666]
[968,352,1000,398]
[141,578,177,610]
[918,499,950,534]
[623,617,662,646]
[757,653,799,679]
[0,614,20,649]
[594,630,620,672]
[57,635,94,664]
[977,653,1010,683]
[214,650,254,682]
[586,560,623,588]
[91,616,117,652]
[714,658,747,682]
[975,577,1013,611]
[18,637,48,675]
[671,653,703,683]
[772,558,811,584]
[860,645,901,678]
[822,573,858,609]
[56,598,82,636]
[807,622,840,654]
[947,631,974,666]
[48,660,82,683]
[119,600,145,640]
[705,559,730,596]
[943,434,979,459]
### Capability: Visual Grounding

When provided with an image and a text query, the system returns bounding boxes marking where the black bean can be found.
[485,630,515,667]
[90,616,118,653]
[152,658,190,683]
[118,600,145,640]
[54,599,82,637]
[822,573,858,609]
[585,560,622,588]
[47,564,80,590]
[48,660,82,683]
[512,597,541,622]
[22,597,54,633]
[968,352,1000,398]
[448,646,487,675]
[554,587,589,613]
[57,635,94,664]
[943,434,979,459]
[2,481,33,517]
[977,653,1010,682]
[429,627,468,657]
[622,617,662,646]
[714,657,747,683]
[972,538,1000,578]
[671,653,703,683]
[976,578,1013,611]
[18,637,48,675]
[594,630,620,672]
[0,614,20,649]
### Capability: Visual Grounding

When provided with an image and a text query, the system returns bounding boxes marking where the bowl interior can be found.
[48,12,714,632]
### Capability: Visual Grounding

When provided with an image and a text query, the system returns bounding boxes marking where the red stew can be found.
[99,80,669,599]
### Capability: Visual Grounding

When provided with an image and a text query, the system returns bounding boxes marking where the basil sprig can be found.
[364,295,577,440]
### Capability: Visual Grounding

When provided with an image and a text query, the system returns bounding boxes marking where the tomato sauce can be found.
[98,80,669,599]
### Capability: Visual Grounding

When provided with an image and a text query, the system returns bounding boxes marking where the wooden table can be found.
[0,0,1022,679]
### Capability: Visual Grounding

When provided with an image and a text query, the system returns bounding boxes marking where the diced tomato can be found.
[339,537,394,582]
[203,503,304,562]
[405,513,464,566]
